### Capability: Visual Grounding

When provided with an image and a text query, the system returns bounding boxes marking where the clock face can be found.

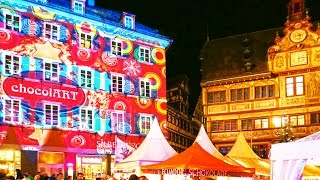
[290,29,307,43]
[290,51,307,66]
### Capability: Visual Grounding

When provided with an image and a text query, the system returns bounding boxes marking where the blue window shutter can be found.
[0,101,3,123]
[21,16,30,35]
[151,81,158,100]
[133,78,140,96]
[124,112,132,134]
[59,105,68,128]
[59,64,67,84]
[94,109,101,132]
[104,72,111,93]
[35,102,44,126]
[35,58,43,80]
[93,70,100,90]
[134,114,140,134]
[124,76,131,95]
[59,25,68,43]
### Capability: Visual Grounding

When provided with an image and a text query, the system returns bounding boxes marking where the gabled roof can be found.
[194,125,240,166]
[114,118,177,170]
[141,142,255,176]
[226,132,270,176]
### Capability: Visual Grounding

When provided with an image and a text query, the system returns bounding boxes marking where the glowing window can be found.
[80,108,93,130]
[80,69,92,88]
[111,74,124,93]
[139,115,152,134]
[4,99,20,124]
[4,54,21,75]
[45,104,59,126]
[124,16,134,29]
[44,62,59,82]
[74,1,84,14]
[80,33,92,49]
[286,76,304,96]
[5,13,20,31]
[139,47,150,63]
[139,79,150,97]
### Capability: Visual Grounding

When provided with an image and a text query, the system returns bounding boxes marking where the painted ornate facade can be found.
[0,0,171,178]
[200,0,320,158]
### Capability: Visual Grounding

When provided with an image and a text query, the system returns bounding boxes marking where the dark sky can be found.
[98,0,320,110]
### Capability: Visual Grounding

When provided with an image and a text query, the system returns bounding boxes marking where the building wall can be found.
[201,1,320,158]
[0,0,171,177]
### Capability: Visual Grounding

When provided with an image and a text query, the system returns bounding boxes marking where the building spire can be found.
[287,0,306,21]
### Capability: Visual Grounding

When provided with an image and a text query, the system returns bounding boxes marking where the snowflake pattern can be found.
[123,60,141,76]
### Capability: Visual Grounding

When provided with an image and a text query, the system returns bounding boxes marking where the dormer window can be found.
[122,12,135,29]
[73,1,84,14]
[124,16,134,29]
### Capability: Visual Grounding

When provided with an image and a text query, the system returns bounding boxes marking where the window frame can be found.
[44,22,60,41]
[73,1,84,14]
[230,88,250,101]
[124,16,134,29]
[139,46,151,63]
[139,114,152,134]
[3,98,21,124]
[111,40,122,56]
[43,62,59,82]
[311,112,320,124]
[3,53,21,75]
[111,74,124,93]
[79,32,92,49]
[80,107,94,131]
[254,85,275,99]
[111,111,125,133]
[139,78,151,97]
[254,118,269,129]
[286,76,304,97]
[44,103,60,127]
[289,114,305,126]
[4,13,21,32]
[79,68,93,88]
[211,120,237,132]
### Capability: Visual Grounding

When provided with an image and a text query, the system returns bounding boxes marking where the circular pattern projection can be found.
[102,52,118,66]
[155,99,166,115]
[70,135,86,148]
[152,48,166,65]
[161,67,166,77]
[144,72,161,90]
[136,97,152,109]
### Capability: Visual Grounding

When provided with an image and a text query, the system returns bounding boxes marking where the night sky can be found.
[98,0,320,110]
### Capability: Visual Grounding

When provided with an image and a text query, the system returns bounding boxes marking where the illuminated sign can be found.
[160,169,227,177]
[96,139,112,155]
[81,157,102,164]
[3,75,85,111]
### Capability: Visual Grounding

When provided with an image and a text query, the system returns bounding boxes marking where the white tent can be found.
[194,124,241,166]
[114,118,177,173]
[270,131,320,180]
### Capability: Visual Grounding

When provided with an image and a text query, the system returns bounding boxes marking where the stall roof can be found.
[114,118,177,170]
[141,142,255,176]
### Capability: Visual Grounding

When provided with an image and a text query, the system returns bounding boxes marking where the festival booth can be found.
[226,133,271,177]
[140,142,255,180]
[114,118,177,179]
[270,131,320,180]
[195,125,242,166]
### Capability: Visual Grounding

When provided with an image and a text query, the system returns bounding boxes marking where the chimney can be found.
[71,0,86,15]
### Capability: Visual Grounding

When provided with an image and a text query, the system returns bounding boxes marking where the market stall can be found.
[141,142,255,180]
[195,125,241,166]
[270,131,320,180]
[114,118,177,178]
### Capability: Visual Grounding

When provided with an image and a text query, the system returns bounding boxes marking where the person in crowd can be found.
[15,170,22,180]
[66,176,72,180]
[76,173,84,180]
[48,174,56,180]
[34,172,41,180]
[139,176,147,180]
[56,173,63,180]
[128,174,138,180]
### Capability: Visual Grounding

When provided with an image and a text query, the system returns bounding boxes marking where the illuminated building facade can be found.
[200,0,320,158]
[166,75,200,152]
[0,0,171,178]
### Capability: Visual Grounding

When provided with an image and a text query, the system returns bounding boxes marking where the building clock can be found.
[290,51,307,66]
[289,29,307,43]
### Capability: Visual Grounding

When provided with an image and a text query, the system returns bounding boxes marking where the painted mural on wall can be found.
[0,0,169,151]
